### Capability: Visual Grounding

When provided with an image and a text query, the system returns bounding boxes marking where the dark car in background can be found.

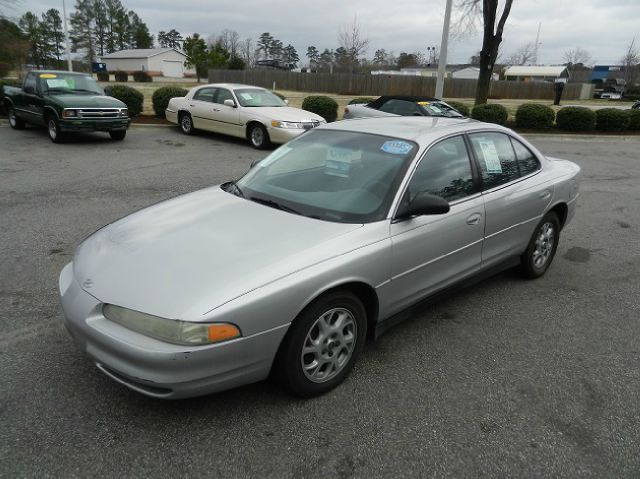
[3,70,130,142]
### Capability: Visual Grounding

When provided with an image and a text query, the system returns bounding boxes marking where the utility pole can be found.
[435,0,453,98]
[62,0,73,71]
[533,22,542,65]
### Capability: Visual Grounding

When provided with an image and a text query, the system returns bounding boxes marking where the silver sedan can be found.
[59,116,580,399]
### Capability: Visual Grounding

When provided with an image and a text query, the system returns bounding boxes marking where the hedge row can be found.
[468,102,639,132]
[152,86,188,117]
[302,95,339,122]
[105,84,144,117]
[96,71,152,82]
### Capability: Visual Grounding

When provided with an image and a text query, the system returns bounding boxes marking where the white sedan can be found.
[166,83,326,149]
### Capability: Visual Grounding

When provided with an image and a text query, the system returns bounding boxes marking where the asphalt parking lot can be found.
[1,123,639,478]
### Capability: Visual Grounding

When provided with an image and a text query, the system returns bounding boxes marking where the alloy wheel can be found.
[532,222,555,268]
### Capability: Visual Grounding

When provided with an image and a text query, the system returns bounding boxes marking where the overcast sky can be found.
[6,0,639,65]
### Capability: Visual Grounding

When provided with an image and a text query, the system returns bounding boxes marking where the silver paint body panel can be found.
[59,117,581,398]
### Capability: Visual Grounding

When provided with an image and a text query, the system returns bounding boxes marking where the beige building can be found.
[100,48,195,78]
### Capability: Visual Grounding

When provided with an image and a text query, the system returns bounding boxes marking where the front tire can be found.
[109,130,126,141]
[248,123,270,149]
[8,106,25,130]
[274,291,367,398]
[46,115,64,143]
[520,211,560,279]
[179,112,193,135]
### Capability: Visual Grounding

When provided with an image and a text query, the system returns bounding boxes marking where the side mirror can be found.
[249,158,261,169]
[224,99,236,108]
[397,192,450,219]
[24,86,36,94]
[284,99,289,105]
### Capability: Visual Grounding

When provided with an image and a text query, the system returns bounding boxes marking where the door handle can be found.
[189,104,195,107]
[466,213,481,225]
[212,108,220,112]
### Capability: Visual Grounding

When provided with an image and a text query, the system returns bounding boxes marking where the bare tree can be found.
[504,42,536,65]
[455,0,514,105]
[563,47,592,67]
[337,16,369,74]
[620,37,639,85]
[218,29,240,57]
[239,37,256,68]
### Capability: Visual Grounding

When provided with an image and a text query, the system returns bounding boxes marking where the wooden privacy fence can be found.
[208,69,588,100]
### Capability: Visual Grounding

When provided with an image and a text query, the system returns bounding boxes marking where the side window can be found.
[214,88,234,105]
[193,87,215,102]
[24,73,37,93]
[510,137,541,176]
[406,136,475,202]
[469,132,520,189]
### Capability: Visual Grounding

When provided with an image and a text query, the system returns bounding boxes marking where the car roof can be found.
[321,116,511,144]
[195,83,268,90]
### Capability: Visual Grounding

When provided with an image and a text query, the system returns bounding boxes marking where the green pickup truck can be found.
[3,70,130,142]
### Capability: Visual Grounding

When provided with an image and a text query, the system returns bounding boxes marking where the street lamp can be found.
[62,0,73,71]
[435,0,453,98]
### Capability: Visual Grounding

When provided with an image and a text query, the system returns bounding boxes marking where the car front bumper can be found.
[59,118,130,133]
[58,262,288,399]
[266,125,317,144]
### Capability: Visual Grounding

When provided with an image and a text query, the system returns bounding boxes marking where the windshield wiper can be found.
[249,196,303,216]
[74,88,103,94]
[229,181,244,197]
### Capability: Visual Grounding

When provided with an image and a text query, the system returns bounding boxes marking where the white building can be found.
[451,66,498,81]
[503,65,569,82]
[100,48,195,78]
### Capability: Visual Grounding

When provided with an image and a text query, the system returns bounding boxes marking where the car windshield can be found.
[234,88,286,107]
[233,130,417,223]
[40,74,104,95]
[418,101,464,118]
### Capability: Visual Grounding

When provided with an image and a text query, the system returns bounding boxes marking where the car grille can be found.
[302,120,321,130]
[78,108,121,118]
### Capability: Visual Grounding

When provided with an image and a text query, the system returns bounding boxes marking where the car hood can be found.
[50,94,126,109]
[73,187,363,320]
[244,106,325,123]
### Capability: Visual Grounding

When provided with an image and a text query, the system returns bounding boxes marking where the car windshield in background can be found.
[234,130,417,223]
[234,88,286,107]
[41,74,104,95]
[418,101,464,118]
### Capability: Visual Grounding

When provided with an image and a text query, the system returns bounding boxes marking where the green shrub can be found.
[348,97,375,105]
[106,84,144,117]
[227,55,246,70]
[132,70,152,82]
[595,108,630,132]
[97,72,109,82]
[628,109,640,131]
[445,101,470,116]
[114,71,128,82]
[556,106,596,131]
[471,103,508,125]
[302,95,338,122]
[272,91,286,100]
[152,86,188,117]
[515,103,555,129]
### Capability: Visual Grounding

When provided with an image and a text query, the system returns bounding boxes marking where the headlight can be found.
[62,109,78,118]
[119,108,129,117]
[271,120,304,129]
[102,304,241,346]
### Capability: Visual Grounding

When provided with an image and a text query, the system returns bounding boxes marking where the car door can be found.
[467,131,552,268]
[188,87,217,131]
[211,88,241,137]
[20,72,44,124]
[387,135,485,314]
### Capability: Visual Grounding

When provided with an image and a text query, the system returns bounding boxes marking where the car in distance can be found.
[59,117,580,399]
[343,95,464,120]
[166,83,326,149]
[3,70,129,142]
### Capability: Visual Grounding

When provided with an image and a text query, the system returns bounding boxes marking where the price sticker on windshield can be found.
[326,147,361,177]
[39,74,57,79]
[46,79,71,88]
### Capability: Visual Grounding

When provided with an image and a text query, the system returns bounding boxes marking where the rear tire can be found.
[273,291,367,398]
[248,123,270,149]
[8,106,25,130]
[520,211,560,279]
[46,115,64,143]
[179,112,193,135]
[109,130,126,141]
